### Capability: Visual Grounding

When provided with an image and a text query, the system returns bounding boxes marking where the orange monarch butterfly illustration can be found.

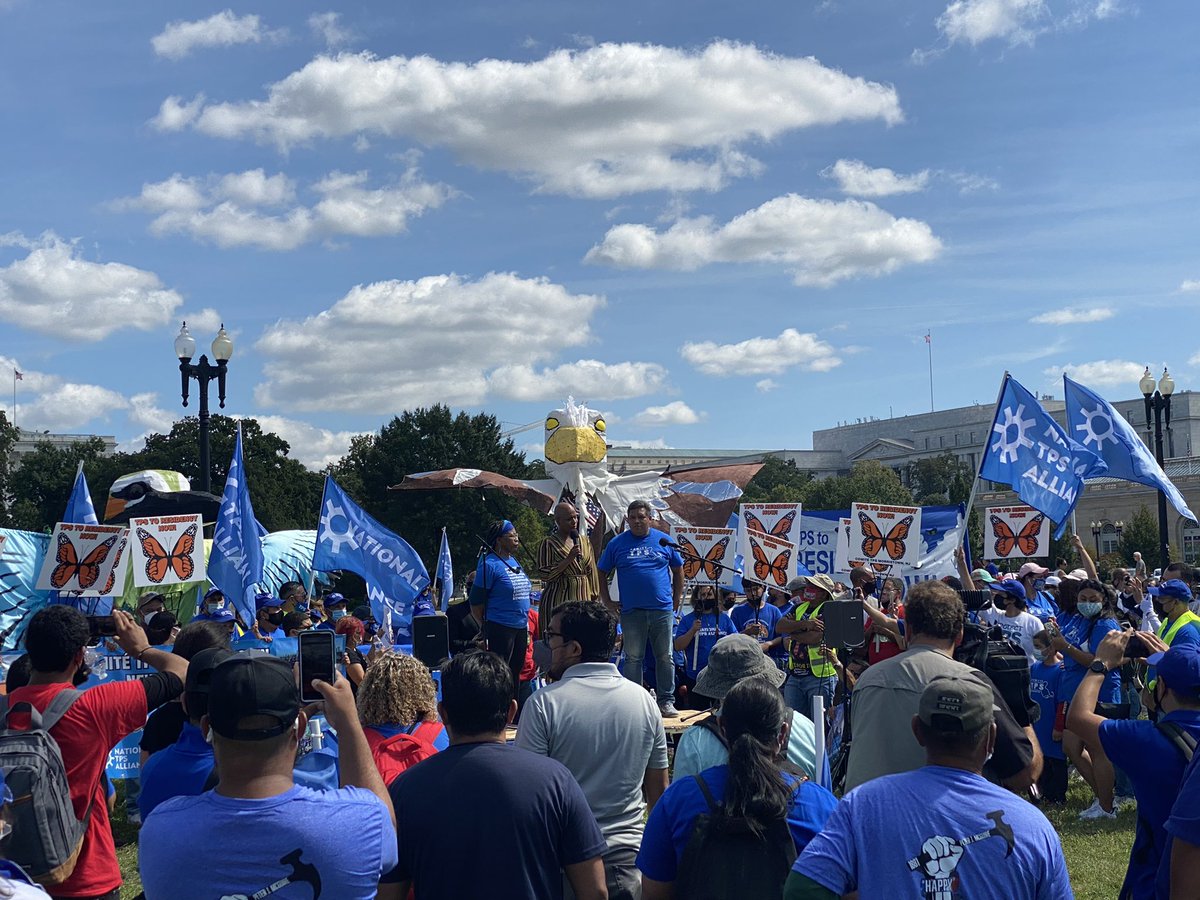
[50,533,118,590]
[677,535,730,582]
[750,535,792,587]
[859,512,914,562]
[744,510,796,540]
[136,524,198,583]
[99,535,129,595]
[991,514,1045,558]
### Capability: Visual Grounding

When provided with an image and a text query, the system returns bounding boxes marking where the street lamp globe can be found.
[212,324,234,362]
[1139,367,1156,396]
[174,322,196,361]
[1159,368,1175,397]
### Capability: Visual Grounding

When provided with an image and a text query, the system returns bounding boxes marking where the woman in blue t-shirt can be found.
[637,677,837,896]
[469,520,532,696]
[674,585,737,708]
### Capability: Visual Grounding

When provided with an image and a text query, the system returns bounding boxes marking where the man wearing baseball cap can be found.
[673,634,820,782]
[1067,630,1200,899]
[776,574,842,719]
[980,579,1043,664]
[253,592,286,642]
[139,657,396,899]
[788,675,1071,900]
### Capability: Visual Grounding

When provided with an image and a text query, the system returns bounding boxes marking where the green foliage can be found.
[907,452,973,506]
[0,410,20,526]
[802,460,913,510]
[7,437,110,532]
[330,405,544,582]
[1119,505,1160,566]
[741,456,812,503]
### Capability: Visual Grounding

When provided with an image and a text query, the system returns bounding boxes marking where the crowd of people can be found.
[1,498,1199,898]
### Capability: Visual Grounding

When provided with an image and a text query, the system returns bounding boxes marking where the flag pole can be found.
[926,331,934,413]
[11,370,16,430]
[961,372,1011,553]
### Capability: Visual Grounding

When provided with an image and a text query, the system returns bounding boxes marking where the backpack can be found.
[1156,720,1197,763]
[954,621,1039,728]
[673,773,797,900]
[0,690,92,886]
[365,722,442,786]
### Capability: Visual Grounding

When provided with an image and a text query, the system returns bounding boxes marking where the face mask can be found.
[206,602,223,614]
[1077,601,1102,618]
[331,609,347,621]
[267,611,284,626]
[1153,598,1167,618]
[532,640,553,673]
[802,589,821,603]
[1033,579,1046,592]
[863,582,877,595]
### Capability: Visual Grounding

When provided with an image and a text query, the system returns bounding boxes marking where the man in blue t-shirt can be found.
[382,651,607,900]
[598,500,684,717]
[139,658,397,899]
[787,675,1073,900]
[1158,747,1200,898]
[1029,632,1068,805]
[1069,631,1200,900]
[730,580,784,659]
[254,592,287,641]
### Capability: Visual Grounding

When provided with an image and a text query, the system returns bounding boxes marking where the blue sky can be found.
[1,0,1197,469]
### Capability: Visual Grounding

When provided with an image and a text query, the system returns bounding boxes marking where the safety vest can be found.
[788,600,837,678]
[1159,610,1200,646]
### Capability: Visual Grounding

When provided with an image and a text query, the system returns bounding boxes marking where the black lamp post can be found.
[1090,521,1102,557]
[1139,365,1175,570]
[175,322,234,494]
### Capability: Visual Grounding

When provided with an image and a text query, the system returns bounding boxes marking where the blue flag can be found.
[209,424,265,629]
[313,476,430,638]
[436,527,454,611]
[980,375,1107,536]
[63,464,99,526]
[1064,375,1196,522]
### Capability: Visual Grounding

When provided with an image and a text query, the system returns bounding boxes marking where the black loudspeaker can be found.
[820,600,865,648]
[412,615,450,668]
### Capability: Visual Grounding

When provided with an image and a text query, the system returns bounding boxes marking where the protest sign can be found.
[984,505,1050,560]
[739,503,802,544]
[674,527,738,589]
[849,503,923,570]
[35,523,127,593]
[129,514,205,588]
[744,530,799,589]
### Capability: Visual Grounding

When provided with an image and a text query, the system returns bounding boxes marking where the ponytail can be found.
[719,677,792,836]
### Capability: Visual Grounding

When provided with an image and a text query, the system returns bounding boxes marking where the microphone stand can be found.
[474,536,522,574]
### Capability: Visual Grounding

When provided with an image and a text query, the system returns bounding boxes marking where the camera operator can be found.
[1067,629,1200,899]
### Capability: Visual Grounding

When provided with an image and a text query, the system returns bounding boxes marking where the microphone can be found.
[659,537,683,550]
[569,530,579,541]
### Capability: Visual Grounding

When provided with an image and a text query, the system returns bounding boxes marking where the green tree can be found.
[802,460,914,510]
[741,457,813,503]
[908,453,974,506]
[1119,505,1160,567]
[330,405,544,581]
[0,411,19,526]
[7,437,109,532]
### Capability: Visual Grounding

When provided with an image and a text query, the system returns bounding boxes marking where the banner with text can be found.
[675,527,738,589]
[130,514,205,588]
[834,516,897,575]
[984,505,1050,560]
[739,503,802,545]
[35,523,127,594]
[848,503,923,570]
[744,529,799,590]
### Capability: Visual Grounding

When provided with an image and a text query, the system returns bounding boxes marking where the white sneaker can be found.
[1079,800,1117,820]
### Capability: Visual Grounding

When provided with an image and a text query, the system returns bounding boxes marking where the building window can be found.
[939,436,945,448]
[1101,523,1120,556]
[954,433,960,446]
[924,437,929,450]
[970,432,976,443]
[1184,524,1200,564]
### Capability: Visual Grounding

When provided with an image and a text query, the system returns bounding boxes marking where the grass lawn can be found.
[111,775,1135,899]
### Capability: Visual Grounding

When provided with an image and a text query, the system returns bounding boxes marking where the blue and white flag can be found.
[1064,375,1196,522]
[436,527,454,611]
[980,375,1107,536]
[209,424,265,629]
[63,464,99,526]
[313,476,430,636]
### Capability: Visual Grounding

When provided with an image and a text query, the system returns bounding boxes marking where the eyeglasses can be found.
[541,629,563,648]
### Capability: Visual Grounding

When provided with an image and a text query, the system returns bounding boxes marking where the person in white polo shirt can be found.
[518,601,669,900]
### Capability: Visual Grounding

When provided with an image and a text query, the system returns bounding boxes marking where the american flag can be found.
[13,369,22,381]
[924,332,931,345]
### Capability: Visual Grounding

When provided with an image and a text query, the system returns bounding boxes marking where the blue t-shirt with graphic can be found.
[1100,710,1200,900]
[731,602,783,656]
[675,611,737,680]
[1027,590,1059,623]
[1029,660,1066,761]
[794,766,1073,900]
[1158,750,1200,898]
[470,554,532,628]
[1058,613,1121,703]
[598,529,683,611]
[638,764,837,884]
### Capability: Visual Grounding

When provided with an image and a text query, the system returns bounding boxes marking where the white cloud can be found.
[118,392,178,451]
[1,355,130,434]
[520,440,545,460]
[681,328,841,376]
[632,401,705,426]
[308,12,353,48]
[756,379,779,392]
[162,41,902,197]
[250,415,363,470]
[180,307,223,334]
[0,232,182,340]
[1045,359,1146,387]
[1190,351,1200,367]
[822,159,930,197]
[489,360,668,402]
[935,0,1048,47]
[119,168,453,250]
[152,10,272,60]
[255,272,617,412]
[1030,306,1113,325]
[151,94,207,131]
[945,171,1001,193]
[619,438,671,450]
[1179,280,1200,293]
[587,195,941,287]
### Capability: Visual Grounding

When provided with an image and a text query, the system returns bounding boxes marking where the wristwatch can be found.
[1089,659,1109,675]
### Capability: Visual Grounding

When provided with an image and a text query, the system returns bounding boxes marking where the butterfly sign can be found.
[35,523,128,593]
[674,527,738,589]
[984,505,1049,560]
[849,503,923,570]
[129,514,206,588]
[739,503,802,545]
[833,517,897,575]
[743,530,799,590]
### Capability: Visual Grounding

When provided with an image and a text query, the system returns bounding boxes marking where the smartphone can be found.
[87,616,117,639]
[298,629,336,703]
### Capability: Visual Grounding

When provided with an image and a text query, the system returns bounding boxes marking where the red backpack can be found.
[365,722,443,785]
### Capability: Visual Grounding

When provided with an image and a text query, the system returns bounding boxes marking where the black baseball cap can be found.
[207,656,300,740]
[183,648,234,720]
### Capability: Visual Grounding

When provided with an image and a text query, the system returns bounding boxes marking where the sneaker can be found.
[659,701,680,718]
[1079,801,1117,820]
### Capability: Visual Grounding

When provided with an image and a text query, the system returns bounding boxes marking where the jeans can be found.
[784,672,836,721]
[621,608,674,702]
[565,846,641,900]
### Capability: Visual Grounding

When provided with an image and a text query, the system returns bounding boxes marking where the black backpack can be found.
[673,773,797,900]
[954,621,1039,728]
